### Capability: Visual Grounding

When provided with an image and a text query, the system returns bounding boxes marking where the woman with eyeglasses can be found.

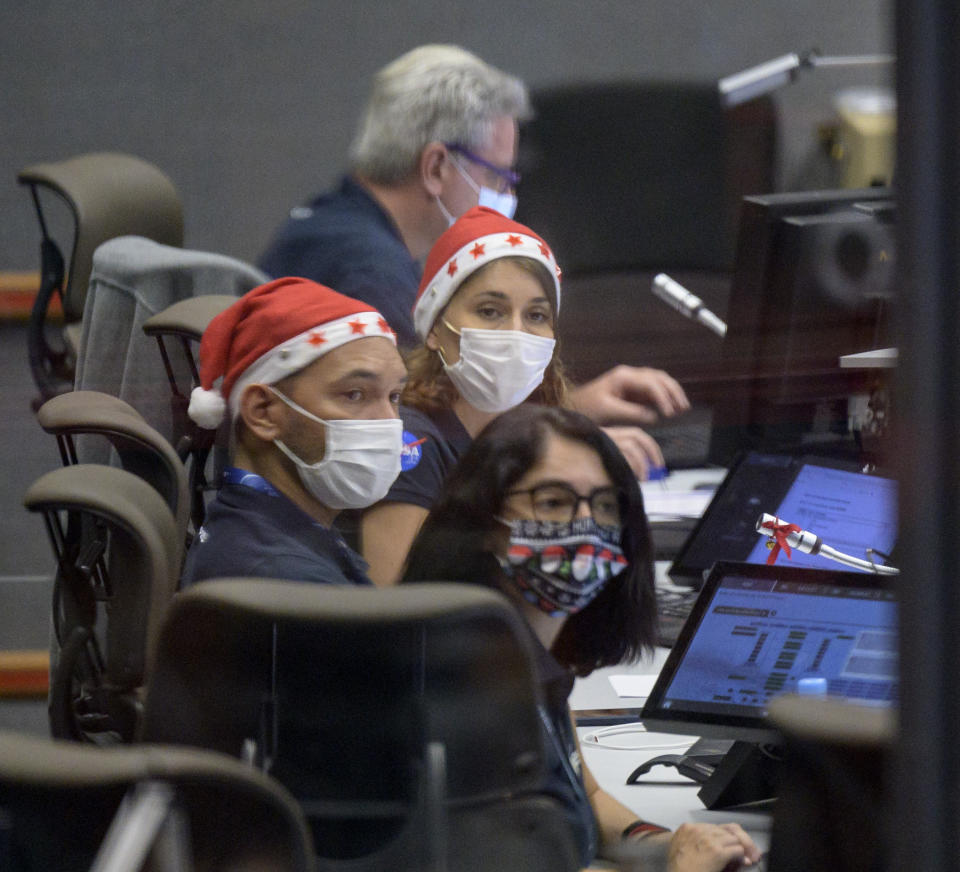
[401,404,761,872]
[357,205,668,585]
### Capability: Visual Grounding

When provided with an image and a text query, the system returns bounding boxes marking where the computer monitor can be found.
[644,560,897,739]
[668,450,898,588]
[639,560,897,807]
[709,187,895,465]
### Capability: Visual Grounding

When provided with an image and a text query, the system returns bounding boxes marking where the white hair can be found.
[348,44,531,185]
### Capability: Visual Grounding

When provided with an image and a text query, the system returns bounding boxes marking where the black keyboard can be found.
[649,412,713,469]
[656,587,700,647]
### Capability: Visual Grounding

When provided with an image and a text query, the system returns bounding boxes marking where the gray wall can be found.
[1,1,893,271]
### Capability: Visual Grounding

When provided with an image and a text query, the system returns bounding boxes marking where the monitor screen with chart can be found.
[642,560,898,742]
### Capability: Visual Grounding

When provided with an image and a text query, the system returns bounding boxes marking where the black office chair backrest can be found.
[0,730,315,872]
[142,294,241,533]
[141,580,580,872]
[515,80,778,384]
[17,152,184,402]
[141,294,240,443]
[23,464,181,743]
[517,80,777,274]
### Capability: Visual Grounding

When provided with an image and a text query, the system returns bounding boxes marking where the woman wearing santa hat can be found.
[358,206,663,586]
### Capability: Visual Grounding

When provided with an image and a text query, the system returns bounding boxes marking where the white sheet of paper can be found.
[608,674,659,699]
[640,489,714,520]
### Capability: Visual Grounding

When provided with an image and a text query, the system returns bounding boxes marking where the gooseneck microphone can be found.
[651,273,727,338]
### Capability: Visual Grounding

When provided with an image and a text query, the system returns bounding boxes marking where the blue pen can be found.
[647,464,669,484]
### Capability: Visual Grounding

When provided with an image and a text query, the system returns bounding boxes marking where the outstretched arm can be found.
[570,365,690,426]
[360,501,429,586]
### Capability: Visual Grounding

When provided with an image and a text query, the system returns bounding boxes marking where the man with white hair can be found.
[258,45,690,472]
[260,44,525,348]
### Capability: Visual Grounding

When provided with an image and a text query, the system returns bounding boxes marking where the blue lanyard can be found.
[222,466,281,497]
[537,704,598,861]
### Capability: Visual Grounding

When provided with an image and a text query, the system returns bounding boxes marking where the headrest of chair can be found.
[768,694,894,748]
[18,152,184,322]
[91,235,267,294]
[0,731,314,871]
[0,729,266,787]
[35,390,188,538]
[142,295,242,340]
[24,464,181,680]
[145,580,549,801]
[180,578,526,626]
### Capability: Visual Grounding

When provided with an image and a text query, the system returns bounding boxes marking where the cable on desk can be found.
[580,722,698,752]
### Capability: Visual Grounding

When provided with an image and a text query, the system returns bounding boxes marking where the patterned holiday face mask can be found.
[497,517,628,616]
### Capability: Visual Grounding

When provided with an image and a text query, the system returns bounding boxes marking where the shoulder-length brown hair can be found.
[402,256,571,413]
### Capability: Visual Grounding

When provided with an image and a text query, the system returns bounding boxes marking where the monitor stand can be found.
[627,737,781,810]
[697,739,781,810]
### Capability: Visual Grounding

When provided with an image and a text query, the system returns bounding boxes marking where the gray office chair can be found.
[23,464,181,743]
[0,730,314,872]
[140,580,580,872]
[17,152,184,405]
[766,694,892,872]
[36,390,190,552]
[142,294,239,533]
[73,235,266,465]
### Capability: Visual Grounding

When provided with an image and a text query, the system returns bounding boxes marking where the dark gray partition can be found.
[1,0,891,268]
[891,0,960,868]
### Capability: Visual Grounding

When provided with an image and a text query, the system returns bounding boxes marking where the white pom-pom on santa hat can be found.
[188,385,227,429]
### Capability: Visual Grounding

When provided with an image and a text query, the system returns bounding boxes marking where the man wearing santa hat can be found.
[180,277,406,587]
[257,44,690,473]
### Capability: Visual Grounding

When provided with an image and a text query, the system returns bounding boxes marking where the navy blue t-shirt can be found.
[388,405,473,510]
[180,475,373,588]
[258,176,421,348]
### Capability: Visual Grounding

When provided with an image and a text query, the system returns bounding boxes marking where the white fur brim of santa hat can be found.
[412,206,561,341]
[227,311,394,420]
[187,277,396,430]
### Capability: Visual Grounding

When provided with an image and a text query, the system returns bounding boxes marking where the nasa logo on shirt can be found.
[401,430,427,471]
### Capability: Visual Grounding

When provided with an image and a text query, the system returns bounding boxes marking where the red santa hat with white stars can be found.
[188,276,396,429]
[413,206,561,341]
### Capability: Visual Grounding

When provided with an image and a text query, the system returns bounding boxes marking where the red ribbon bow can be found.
[760,518,801,565]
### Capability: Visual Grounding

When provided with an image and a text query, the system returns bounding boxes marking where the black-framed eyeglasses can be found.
[444,142,521,192]
[504,483,622,526]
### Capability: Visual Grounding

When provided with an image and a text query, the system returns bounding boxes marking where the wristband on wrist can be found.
[622,820,670,841]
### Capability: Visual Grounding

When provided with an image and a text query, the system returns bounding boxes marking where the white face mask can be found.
[269,388,402,511]
[439,323,556,413]
[453,159,518,219]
